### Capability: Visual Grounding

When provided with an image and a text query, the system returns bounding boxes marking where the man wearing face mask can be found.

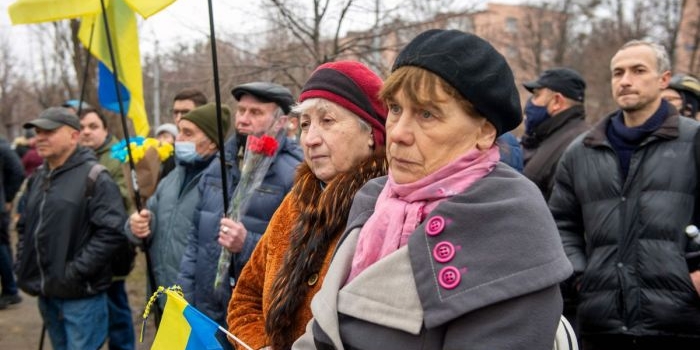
[521,67,589,201]
[125,103,229,313]
[521,68,589,339]
[177,82,302,346]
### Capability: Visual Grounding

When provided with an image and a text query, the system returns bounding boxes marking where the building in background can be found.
[675,0,700,74]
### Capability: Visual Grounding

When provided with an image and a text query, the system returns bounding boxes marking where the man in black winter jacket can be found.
[521,67,589,201]
[15,107,127,350]
[550,40,700,350]
[0,136,24,309]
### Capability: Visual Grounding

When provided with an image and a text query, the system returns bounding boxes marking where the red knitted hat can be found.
[299,61,387,146]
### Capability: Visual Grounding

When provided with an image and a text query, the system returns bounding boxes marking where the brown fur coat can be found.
[228,150,386,350]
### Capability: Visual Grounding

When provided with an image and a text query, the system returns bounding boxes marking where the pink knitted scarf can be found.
[347,146,500,283]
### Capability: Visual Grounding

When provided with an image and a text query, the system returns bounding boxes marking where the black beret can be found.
[231,82,294,114]
[392,29,522,136]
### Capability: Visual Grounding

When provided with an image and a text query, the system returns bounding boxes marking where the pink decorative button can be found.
[438,266,461,290]
[425,216,446,236]
[433,241,455,263]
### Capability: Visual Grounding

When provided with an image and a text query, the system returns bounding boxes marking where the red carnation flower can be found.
[247,135,279,156]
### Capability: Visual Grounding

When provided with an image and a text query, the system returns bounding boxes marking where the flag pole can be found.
[76,20,95,117]
[207,0,229,215]
[98,0,161,327]
[97,0,141,211]
[219,326,253,350]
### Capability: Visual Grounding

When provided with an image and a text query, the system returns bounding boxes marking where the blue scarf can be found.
[606,100,668,178]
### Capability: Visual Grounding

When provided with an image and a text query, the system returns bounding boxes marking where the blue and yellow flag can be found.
[152,288,224,350]
[8,0,175,137]
[78,0,150,136]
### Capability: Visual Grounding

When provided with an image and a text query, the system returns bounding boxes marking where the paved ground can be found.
[0,253,156,350]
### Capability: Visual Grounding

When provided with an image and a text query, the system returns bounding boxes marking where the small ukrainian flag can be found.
[144,286,251,350]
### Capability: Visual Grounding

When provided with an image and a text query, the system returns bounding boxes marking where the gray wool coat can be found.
[293,164,573,350]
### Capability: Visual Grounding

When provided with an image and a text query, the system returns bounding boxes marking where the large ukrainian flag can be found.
[8,0,175,137]
[153,288,224,350]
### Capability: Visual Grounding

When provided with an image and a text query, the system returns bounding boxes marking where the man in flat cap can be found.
[15,107,127,349]
[521,67,590,201]
[178,82,302,339]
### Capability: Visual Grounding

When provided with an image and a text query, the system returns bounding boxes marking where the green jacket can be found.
[96,135,134,214]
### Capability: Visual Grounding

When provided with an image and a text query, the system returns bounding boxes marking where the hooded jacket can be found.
[549,109,700,338]
[16,147,127,299]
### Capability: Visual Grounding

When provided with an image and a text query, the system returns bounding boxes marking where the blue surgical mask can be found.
[524,98,551,135]
[174,141,202,163]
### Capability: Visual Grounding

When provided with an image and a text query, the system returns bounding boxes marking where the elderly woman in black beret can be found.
[293,29,573,350]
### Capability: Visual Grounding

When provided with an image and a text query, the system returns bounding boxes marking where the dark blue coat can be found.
[178,135,302,325]
[0,138,24,244]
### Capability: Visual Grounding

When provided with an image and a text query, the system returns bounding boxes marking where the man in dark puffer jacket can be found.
[550,40,700,349]
[16,108,127,349]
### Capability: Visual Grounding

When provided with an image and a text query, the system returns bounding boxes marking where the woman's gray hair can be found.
[292,98,371,132]
[617,40,671,74]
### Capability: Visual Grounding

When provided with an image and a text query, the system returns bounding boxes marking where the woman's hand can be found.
[218,217,247,253]
[129,209,152,239]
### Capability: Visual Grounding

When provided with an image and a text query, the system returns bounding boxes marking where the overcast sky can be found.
[0,0,259,65]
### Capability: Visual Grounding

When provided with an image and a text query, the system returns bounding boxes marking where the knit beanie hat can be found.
[299,60,387,146]
[155,123,178,139]
[180,103,231,148]
[392,29,522,136]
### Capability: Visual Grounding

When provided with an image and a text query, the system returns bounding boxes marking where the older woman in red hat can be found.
[227,60,387,350]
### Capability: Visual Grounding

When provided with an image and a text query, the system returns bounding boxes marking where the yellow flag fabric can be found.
[8,0,174,24]
[152,289,223,350]
[124,0,175,19]
[8,0,99,24]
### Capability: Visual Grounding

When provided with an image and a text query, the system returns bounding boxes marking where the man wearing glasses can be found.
[171,88,208,123]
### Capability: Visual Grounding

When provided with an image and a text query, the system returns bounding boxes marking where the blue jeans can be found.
[0,244,18,296]
[38,293,108,350]
[107,280,135,350]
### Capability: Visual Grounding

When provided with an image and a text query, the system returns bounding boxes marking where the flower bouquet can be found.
[111,136,174,203]
[213,126,284,289]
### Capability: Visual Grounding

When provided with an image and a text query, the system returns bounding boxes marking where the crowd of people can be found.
[1,28,699,350]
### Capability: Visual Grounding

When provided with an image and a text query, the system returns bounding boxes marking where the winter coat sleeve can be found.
[1,141,25,204]
[228,196,295,350]
[228,225,271,350]
[178,191,202,302]
[65,171,128,282]
[549,146,587,275]
[232,229,263,281]
[123,189,158,247]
